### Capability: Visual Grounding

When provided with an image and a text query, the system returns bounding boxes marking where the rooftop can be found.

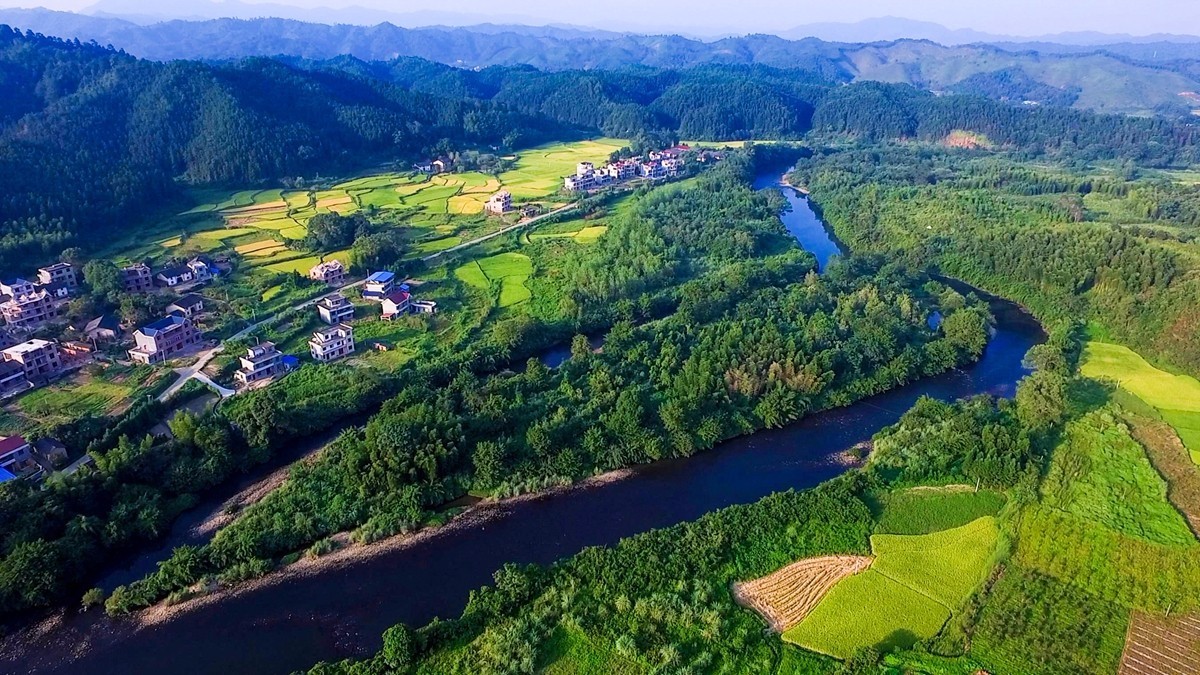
[384,290,411,305]
[40,262,71,272]
[367,271,395,284]
[158,265,191,279]
[318,294,350,307]
[0,467,14,483]
[314,324,353,339]
[3,339,54,357]
[172,294,205,308]
[140,314,189,336]
[0,435,29,455]
[85,314,121,333]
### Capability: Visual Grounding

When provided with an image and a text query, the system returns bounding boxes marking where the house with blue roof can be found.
[128,314,201,365]
[362,271,397,302]
[0,467,16,484]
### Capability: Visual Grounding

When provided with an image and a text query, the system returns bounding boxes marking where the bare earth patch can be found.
[1119,611,1200,675]
[733,555,873,632]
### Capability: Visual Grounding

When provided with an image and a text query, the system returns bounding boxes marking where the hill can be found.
[2,9,1199,117]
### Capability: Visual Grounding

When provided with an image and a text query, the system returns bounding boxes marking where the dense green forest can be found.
[788,147,1200,376]
[2,26,1198,272]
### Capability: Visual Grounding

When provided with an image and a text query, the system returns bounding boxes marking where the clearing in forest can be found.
[733,555,873,632]
[1119,611,1200,675]
[781,517,1000,659]
[1081,342,1200,464]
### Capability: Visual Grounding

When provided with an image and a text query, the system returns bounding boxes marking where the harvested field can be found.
[1119,612,1200,675]
[733,555,872,632]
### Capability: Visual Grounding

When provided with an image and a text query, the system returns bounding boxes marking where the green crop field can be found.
[1081,341,1200,464]
[874,488,1006,535]
[1081,342,1200,410]
[498,138,627,198]
[783,518,999,659]
[783,569,951,659]
[870,517,1000,608]
[1042,410,1194,546]
[456,253,534,307]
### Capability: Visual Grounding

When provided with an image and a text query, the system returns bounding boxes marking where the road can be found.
[157,278,368,401]
[158,204,575,400]
[419,203,578,262]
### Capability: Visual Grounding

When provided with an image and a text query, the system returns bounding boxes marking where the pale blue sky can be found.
[3,0,1198,36]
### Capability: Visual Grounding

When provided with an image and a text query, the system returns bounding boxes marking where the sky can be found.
[2,0,1198,37]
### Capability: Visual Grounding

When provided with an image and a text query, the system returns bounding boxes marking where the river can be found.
[0,174,1044,675]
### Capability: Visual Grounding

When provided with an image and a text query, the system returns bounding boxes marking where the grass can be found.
[873,488,1006,535]
[1081,341,1200,464]
[1041,410,1194,546]
[12,365,161,430]
[538,626,646,675]
[783,518,999,659]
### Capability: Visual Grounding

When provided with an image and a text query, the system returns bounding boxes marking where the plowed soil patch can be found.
[1120,612,1200,675]
[733,555,873,632]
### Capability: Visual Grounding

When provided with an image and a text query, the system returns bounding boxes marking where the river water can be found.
[0,175,1044,675]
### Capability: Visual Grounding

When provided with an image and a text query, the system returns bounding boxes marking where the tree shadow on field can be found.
[874,628,920,653]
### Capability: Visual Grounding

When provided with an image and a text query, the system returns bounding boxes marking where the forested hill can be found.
[0,27,562,271]
[3,8,1200,117]
[1,25,1199,272]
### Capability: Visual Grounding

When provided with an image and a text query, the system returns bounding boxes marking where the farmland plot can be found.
[1119,612,1200,675]
[733,555,872,632]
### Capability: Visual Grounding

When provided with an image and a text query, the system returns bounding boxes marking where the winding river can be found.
[0,174,1044,675]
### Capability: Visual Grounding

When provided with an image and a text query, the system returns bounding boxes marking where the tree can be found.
[82,260,123,300]
[1016,371,1067,434]
[380,624,417,672]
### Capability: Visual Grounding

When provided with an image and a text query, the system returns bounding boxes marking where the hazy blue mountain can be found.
[82,0,545,27]
[781,16,1200,47]
[2,9,1198,117]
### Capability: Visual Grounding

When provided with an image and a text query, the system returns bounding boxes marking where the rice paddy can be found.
[1081,341,1200,464]
[781,517,1000,659]
[454,252,534,307]
[498,138,627,198]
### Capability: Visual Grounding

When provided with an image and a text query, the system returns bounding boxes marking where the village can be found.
[0,141,708,487]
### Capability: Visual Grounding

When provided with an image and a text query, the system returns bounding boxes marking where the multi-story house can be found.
[128,315,201,365]
[381,290,411,320]
[121,263,155,293]
[0,435,35,476]
[37,262,77,289]
[485,190,513,215]
[2,339,61,379]
[362,271,396,302]
[235,342,284,385]
[0,280,57,329]
[187,257,216,281]
[156,264,195,288]
[316,294,354,325]
[309,324,355,363]
[309,260,347,285]
[166,294,205,318]
[0,360,28,392]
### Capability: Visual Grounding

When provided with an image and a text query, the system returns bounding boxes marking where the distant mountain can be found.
[82,0,546,28]
[2,9,1199,117]
[781,16,1200,47]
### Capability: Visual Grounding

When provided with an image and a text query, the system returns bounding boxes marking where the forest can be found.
[788,147,1200,377]
[3,26,1199,273]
